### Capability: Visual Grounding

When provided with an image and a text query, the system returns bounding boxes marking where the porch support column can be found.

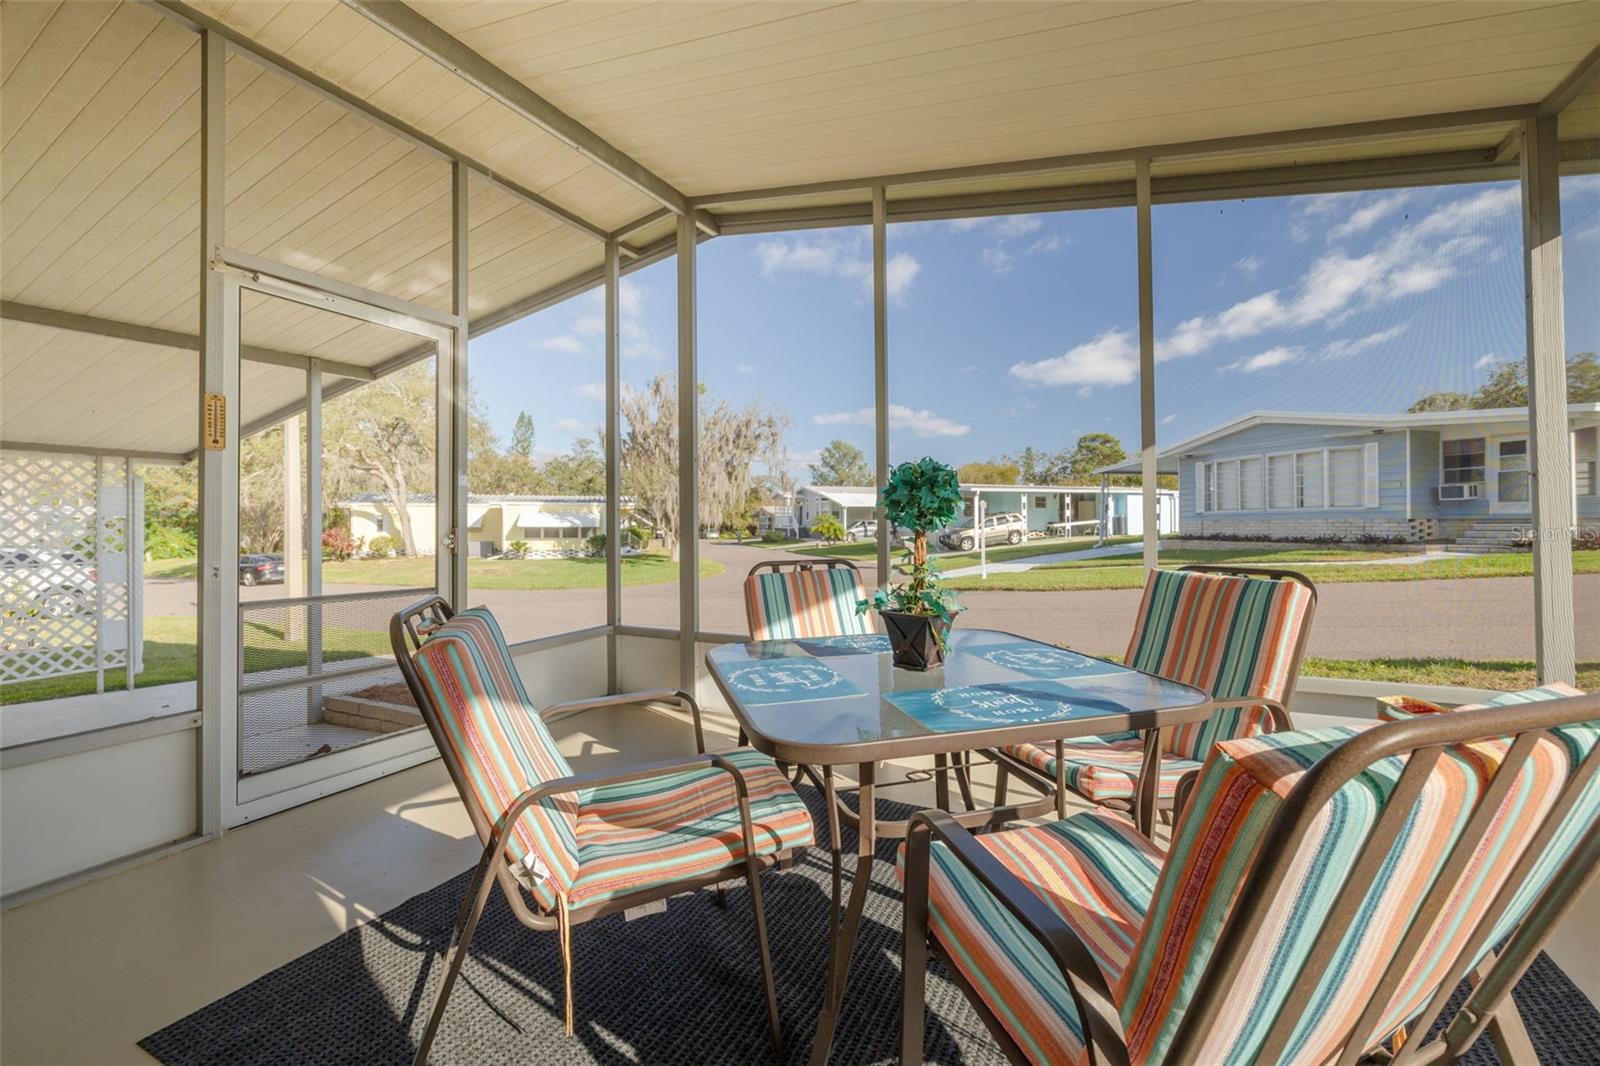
[604,237,622,693]
[1136,157,1159,572]
[196,28,234,837]
[677,213,699,691]
[446,160,469,607]
[304,363,323,723]
[872,185,890,588]
[1520,115,1576,684]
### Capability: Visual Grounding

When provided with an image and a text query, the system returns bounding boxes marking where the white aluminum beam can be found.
[0,301,375,380]
[145,0,610,244]
[343,0,688,217]
[0,440,188,464]
[604,237,623,694]
[196,29,233,838]
[1541,42,1600,115]
[1136,158,1158,573]
[676,213,699,691]
[689,105,1536,208]
[872,186,890,588]
[447,161,469,606]
[1520,115,1577,684]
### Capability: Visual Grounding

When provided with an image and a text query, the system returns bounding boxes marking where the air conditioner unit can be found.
[1438,482,1482,501]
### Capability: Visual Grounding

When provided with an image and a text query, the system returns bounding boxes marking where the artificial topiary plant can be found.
[858,456,964,627]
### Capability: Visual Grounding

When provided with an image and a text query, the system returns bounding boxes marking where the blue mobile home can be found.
[1102,405,1600,545]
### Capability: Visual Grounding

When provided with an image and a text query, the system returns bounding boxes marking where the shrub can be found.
[144,525,196,560]
[812,514,846,544]
[586,533,607,556]
[366,534,397,557]
[506,539,529,558]
[322,527,362,562]
[761,530,788,544]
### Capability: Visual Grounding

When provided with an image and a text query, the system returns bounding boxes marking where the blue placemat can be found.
[720,659,865,706]
[885,680,1124,731]
[963,641,1123,680]
[796,633,892,657]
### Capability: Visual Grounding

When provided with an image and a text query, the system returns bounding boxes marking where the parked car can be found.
[239,554,285,586]
[938,512,1026,551]
[1,547,96,618]
[845,520,878,542]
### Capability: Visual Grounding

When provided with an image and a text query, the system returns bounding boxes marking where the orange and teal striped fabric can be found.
[569,748,815,908]
[896,809,1164,1065]
[1122,568,1312,759]
[909,684,1597,1065]
[744,566,874,641]
[414,608,581,908]
[1003,569,1311,804]
[1008,734,1203,804]
[412,607,815,913]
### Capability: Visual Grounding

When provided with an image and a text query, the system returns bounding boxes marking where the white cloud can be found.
[1225,346,1299,373]
[574,382,605,401]
[571,279,658,357]
[1008,328,1138,389]
[814,403,970,438]
[736,363,755,374]
[948,217,988,232]
[1160,413,1179,426]
[1475,353,1500,370]
[994,215,1043,237]
[981,247,1014,274]
[756,237,920,304]
[1327,191,1412,241]
[1027,234,1064,254]
[553,418,593,434]
[541,335,583,353]
[574,315,602,336]
[1322,323,1408,360]
[1153,186,1518,363]
[1234,255,1262,276]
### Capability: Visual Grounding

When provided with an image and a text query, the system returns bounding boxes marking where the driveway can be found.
[141,544,1596,662]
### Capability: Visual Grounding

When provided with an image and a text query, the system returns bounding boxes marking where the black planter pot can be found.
[879,610,954,671]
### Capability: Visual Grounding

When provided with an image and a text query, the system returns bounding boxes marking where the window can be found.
[372,515,386,533]
[1442,438,1486,485]
[1268,453,1295,509]
[1239,456,1265,511]
[1034,495,1047,509]
[1296,451,1325,509]
[1328,446,1364,508]
[1497,439,1530,504]
[1215,459,1241,511]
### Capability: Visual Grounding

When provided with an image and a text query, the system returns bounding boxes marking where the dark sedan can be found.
[239,554,286,586]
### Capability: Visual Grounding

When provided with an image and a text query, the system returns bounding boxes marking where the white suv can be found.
[938,512,1026,551]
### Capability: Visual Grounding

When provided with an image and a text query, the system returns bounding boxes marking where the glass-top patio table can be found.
[705,627,1213,1065]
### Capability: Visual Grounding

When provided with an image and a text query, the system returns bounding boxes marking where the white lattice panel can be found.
[0,451,140,686]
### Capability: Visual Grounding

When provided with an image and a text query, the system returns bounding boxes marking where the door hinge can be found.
[445,527,459,554]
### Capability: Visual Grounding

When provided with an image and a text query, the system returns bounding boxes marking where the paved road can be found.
[143,541,1598,662]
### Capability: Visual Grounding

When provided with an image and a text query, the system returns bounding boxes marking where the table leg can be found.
[1135,726,1167,836]
[932,752,951,811]
[953,751,976,811]
[810,762,876,1066]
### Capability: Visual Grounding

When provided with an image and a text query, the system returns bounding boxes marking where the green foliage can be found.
[812,514,846,544]
[143,524,196,560]
[1410,352,1599,412]
[586,533,607,556]
[511,412,536,458]
[507,539,530,558]
[807,439,872,485]
[543,437,605,495]
[863,457,963,624]
[367,534,397,557]
[761,530,789,543]
[957,460,1019,484]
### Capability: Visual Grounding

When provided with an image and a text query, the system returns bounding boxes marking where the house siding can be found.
[1180,423,1417,541]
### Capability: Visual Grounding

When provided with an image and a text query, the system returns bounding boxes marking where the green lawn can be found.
[945,548,1600,592]
[1303,657,1600,692]
[144,551,722,591]
[1,615,388,704]
[794,534,1143,565]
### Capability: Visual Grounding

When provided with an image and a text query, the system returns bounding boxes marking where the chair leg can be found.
[413,844,501,1066]
[952,751,976,811]
[900,824,931,1066]
[744,862,784,1057]
[558,895,576,1036]
[993,761,1010,806]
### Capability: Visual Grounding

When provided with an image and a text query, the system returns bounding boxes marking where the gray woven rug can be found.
[141,788,1599,1064]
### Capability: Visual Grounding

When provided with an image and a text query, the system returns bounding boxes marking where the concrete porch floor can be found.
[1,702,1594,1064]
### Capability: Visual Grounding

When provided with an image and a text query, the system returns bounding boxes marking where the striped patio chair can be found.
[743,558,876,641]
[901,684,1600,1065]
[997,565,1315,820]
[390,597,815,1065]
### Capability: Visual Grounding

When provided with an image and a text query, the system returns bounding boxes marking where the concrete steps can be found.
[1452,518,1533,553]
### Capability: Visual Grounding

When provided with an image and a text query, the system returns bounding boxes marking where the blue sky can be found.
[468,177,1598,477]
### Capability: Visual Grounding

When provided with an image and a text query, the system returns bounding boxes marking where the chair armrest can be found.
[1196,695,1292,733]
[541,688,706,753]
[1173,768,1202,825]
[905,810,1130,1066]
